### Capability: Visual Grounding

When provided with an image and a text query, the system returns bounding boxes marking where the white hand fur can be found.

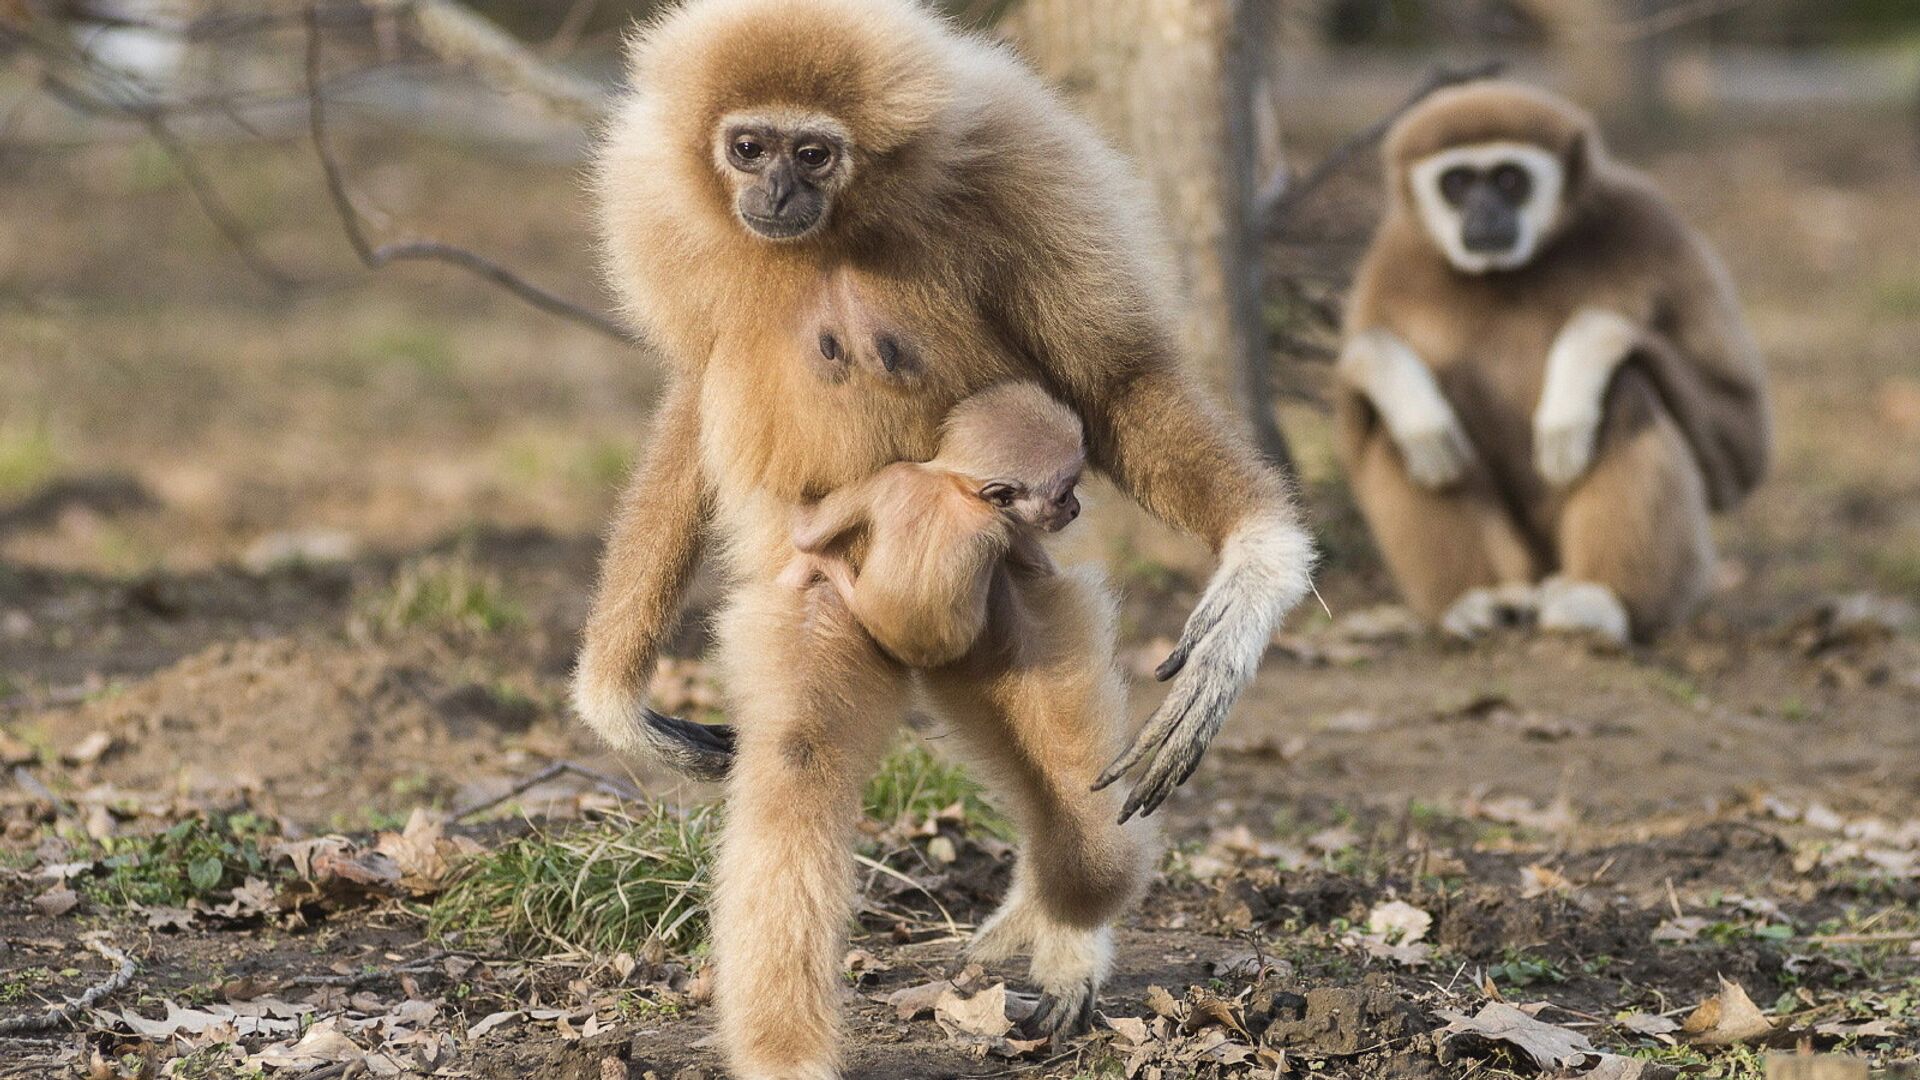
[1339,329,1475,489]
[1534,308,1640,487]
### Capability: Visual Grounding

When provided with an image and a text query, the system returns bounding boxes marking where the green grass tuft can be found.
[862,738,1009,839]
[0,420,59,497]
[375,554,523,635]
[430,803,718,956]
[430,741,1007,957]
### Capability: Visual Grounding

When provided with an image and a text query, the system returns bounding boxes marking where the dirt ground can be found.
[2,89,1918,1079]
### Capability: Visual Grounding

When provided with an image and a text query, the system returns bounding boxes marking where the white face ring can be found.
[1409,142,1565,274]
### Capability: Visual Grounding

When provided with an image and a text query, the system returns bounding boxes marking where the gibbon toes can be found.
[1440,582,1539,640]
[1536,576,1630,645]
[1022,980,1097,1042]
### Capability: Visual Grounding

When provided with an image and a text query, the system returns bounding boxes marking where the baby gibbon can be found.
[780,381,1083,668]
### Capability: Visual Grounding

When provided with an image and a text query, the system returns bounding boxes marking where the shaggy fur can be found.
[1338,80,1770,641]
[782,381,1085,669]
[575,2,1312,1075]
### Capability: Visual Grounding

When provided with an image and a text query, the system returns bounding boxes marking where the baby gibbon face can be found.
[979,467,1081,534]
[1409,141,1564,274]
[713,108,855,241]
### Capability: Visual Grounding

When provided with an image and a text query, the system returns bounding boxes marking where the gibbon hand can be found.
[1533,307,1640,486]
[1094,516,1311,822]
[1339,329,1476,489]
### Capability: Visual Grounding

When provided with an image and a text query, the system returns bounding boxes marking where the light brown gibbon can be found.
[1337,80,1769,644]
[571,1,1315,1076]
[778,380,1085,669]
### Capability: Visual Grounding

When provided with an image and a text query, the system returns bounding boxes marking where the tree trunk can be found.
[1007,0,1291,473]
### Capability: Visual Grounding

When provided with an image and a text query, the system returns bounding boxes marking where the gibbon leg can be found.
[710,579,909,1080]
[919,567,1153,1040]
[1551,368,1713,642]
[1349,424,1541,633]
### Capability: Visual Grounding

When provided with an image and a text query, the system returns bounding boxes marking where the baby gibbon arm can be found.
[1079,364,1316,822]
[1533,307,1642,487]
[791,481,877,554]
[573,377,733,780]
[1338,329,1478,489]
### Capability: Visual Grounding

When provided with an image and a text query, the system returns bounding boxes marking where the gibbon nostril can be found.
[819,332,842,362]
[876,335,902,372]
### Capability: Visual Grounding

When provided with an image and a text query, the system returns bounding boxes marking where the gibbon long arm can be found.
[1078,366,1315,822]
[1635,231,1771,511]
[572,377,736,781]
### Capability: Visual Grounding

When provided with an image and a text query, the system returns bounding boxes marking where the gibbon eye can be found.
[732,138,764,162]
[1438,166,1476,206]
[1491,163,1532,201]
[795,144,832,169]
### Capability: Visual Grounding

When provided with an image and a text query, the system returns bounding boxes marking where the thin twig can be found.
[13,30,302,289]
[0,936,137,1035]
[853,852,962,942]
[453,761,642,821]
[1578,0,1758,44]
[302,4,636,345]
[1806,932,1920,946]
[1261,61,1505,236]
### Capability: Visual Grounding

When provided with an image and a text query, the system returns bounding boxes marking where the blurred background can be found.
[1,2,1918,1076]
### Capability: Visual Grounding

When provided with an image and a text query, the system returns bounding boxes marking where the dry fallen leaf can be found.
[248,1019,365,1069]
[1681,977,1774,1046]
[1366,899,1432,944]
[934,982,1013,1040]
[1583,1053,1684,1080]
[33,886,78,917]
[1103,1014,1152,1046]
[1519,863,1574,898]
[467,1010,524,1039]
[886,978,957,1022]
[1617,1011,1682,1038]
[1651,916,1709,943]
[1437,1001,1599,1070]
[62,730,114,766]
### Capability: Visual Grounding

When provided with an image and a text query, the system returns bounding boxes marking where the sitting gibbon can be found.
[1337,80,1770,643]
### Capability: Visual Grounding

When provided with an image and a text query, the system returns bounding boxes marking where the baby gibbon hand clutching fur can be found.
[1337,80,1769,644]
[572,0,1315,1076]
[780,382,1084,669]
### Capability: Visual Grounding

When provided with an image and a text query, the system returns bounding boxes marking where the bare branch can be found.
[1260,60,1505,237]
[302,4,636,345]
[385,0,606,125]
[13,27,303,290]
[0,936,136,1035]
[1517,0,1759,45]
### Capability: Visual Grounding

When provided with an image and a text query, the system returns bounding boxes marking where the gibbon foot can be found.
[1536,576,1629,645]
[1440,582,1538,640]
[1022,979,1097,1042]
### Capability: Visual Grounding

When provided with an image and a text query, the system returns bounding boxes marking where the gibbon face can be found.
[980,467,1081,533]
[943,382,1086,533]
[713,108,856,240]
[1408,141,1565,274]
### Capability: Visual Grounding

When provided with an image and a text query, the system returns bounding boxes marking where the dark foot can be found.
[1021,982,1095,1042]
